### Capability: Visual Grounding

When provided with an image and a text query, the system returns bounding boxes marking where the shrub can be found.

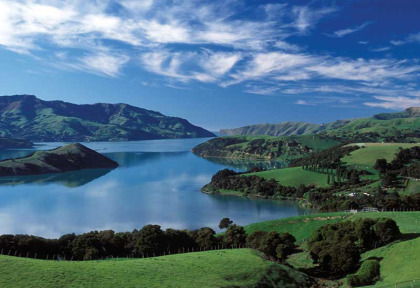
[346,259,380,287]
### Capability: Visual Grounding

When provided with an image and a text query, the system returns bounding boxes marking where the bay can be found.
[0,138,309,238]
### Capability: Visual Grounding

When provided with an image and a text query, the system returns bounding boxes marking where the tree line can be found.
[0,218,295,262]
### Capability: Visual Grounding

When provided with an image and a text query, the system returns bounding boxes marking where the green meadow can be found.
[245,166,329,188]
[0,249,312,288]
[342,143,418,171]
[0,212,419,287]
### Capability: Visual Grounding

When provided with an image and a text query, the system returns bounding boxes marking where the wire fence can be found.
[0,244,246,262]
[376,279,420,288]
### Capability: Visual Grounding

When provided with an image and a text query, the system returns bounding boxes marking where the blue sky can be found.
[0,0,419,131]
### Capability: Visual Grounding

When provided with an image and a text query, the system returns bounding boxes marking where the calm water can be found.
[0,138,308,238]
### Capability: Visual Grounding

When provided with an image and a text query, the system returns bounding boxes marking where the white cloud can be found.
[390,32,420,46]
[307,58,419,82]
[364,96,420,110]
[80,52,129,77]
[327,21,372,38]
[295,100,314,105]
[292,6,337,33]
[370,46,392,52]
[232,52,315,82]
[199,51,242,76]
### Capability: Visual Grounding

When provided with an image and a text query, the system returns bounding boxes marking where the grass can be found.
[244,212,420,287]
[245,167,329,188]
[244,212,349,243]
[244,212,420,243]
[404,180,420,196]
[362,237,420,287]
[1,212,419,287]
[342,143,418,172]
[0,249,313,288]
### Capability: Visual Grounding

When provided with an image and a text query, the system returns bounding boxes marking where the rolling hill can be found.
[0,143,118,176]
[0,95,215,141]
[0,249,314,288]
[220,107,420,143]
[192,135,340,160]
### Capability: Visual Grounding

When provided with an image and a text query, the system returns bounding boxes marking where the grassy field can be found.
[362,237,420,287]
[404,180,420,196]
[245,167,329,188]
[244,212,420,287]
[1,212,419,287]
[244,212,349,243]
[342,143,418,171]
[0,249,313,288]
[244,212,420,242]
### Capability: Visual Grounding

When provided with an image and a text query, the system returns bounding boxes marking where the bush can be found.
[346,259,380,287]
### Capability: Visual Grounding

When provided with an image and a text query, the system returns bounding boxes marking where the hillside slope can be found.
[0,249,314,288]
[220,107,420,142]
[0,95,215,141]
[0,143,118,176]
[192,135,339,160]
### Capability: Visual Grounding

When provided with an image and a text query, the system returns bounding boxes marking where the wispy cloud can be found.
[295,100,315,105]
[390,32,420,46]
[364,96,420,109]
[0,0,418,111]
[292,5,337,33]
[327,21,372,38]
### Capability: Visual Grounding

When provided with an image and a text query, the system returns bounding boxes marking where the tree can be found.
[349,170,360,185]
[219,218,233,229]
[246,231,267,249]
[258,231,282,257]
[374,159,388,173]
[194,227,217,249]
[382,171,398,187]
[136,225,165,255]
[224,225,247,247]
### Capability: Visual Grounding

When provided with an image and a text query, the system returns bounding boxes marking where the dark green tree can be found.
[136,225,165,255]
[219,218,233,229]
[224,225,247,247]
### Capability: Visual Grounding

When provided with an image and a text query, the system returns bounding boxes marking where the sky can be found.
[0,0,419,131]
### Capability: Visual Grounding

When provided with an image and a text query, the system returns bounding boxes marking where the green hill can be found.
[244,212,420,287]
[0,95,215,141]
[0,143,118,176]
[220,107,420,143]
[245,167,329,188]
[192,135,339,160]
[0,249,314,288]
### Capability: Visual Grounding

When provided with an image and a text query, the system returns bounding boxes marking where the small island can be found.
[0,143,118,176]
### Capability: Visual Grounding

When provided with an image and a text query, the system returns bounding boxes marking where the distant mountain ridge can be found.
[0,95,215,141]
[220,107,420,142]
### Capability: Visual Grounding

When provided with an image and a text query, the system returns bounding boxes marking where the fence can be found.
[376,279,420,288]
[0,244,246,262]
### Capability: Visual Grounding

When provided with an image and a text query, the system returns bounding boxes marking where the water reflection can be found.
[0,139,310,238]
[0,169,113,188]
[202,157,289,171]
